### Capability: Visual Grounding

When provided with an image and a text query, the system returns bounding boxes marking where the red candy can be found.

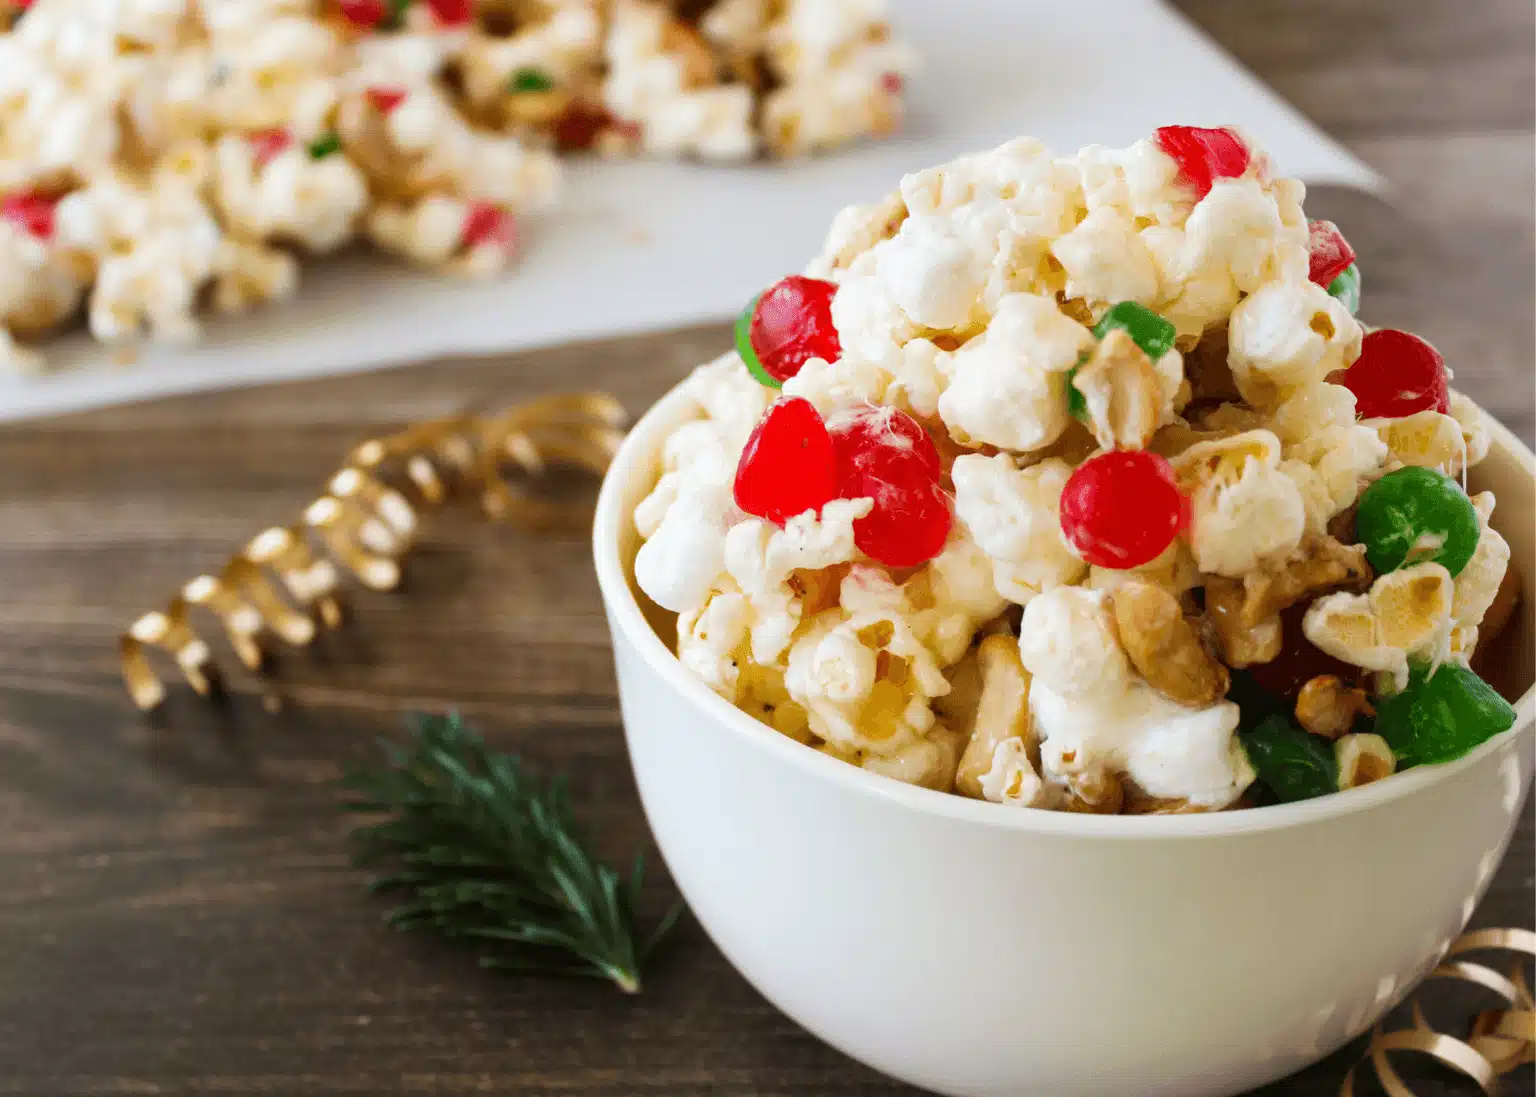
[747,275,841,384]
[365,85,408,113]
[1339,329,1450,418]
[338,0,387,27]
[248,128,293,167]
[1306,220,1356,287]
[827,404,941,486]
[460,202,517,251]
[424,0,472,25]
[880,72,904,94]
[1059,450,1187,570]
[1153,125,1250,200]
[828,406,950,567]
[734,399,952,566]
[734,397,838,526]
[1,190,57,241]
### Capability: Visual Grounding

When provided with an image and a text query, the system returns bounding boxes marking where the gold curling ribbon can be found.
[121,392,627,710]
[1340,928,1535,1096]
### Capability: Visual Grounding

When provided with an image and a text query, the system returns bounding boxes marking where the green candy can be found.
[1239,711,1339,802]
[1374,663,1516,767]
[734,294,780,388]
[1326,263,1361,315]
[1092,300,1177,361]
[1067,302,1175,423]
[1356,466,1480,576]
[381,0,411,29]
[509,67,555,94]
[306,133,342,160]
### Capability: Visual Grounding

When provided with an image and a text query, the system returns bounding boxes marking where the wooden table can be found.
[1,2,1531,1094]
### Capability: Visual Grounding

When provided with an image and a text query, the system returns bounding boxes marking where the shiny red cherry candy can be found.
[1306,220,1356,287]
[1339,329,1450,418]
[1153,125,1250,200]
[828,406,950,567]
[1059,450,1187,569]
[338,0,387,27]
[365,85,407,113]
[1,190,57,241]
[248,128,293,167]
[460,202,517,251]
[745,275,841,384]
[734,397,838,527]
[424,0,472,25]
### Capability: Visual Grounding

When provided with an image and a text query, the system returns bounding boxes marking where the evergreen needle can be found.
[340,712,682,993]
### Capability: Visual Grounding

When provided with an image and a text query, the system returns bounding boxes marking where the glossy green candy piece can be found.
[1374,663,1516,767]
[1355,466,1480,576]
[1066,359,1087,421]
[509,67,555,93]
[1326,262,1361,315]
[734,294,780,388]
[1240,711,1339,802]
[1092,301,1177,361]
[307,133,342,160]
[1068,302,1175,422]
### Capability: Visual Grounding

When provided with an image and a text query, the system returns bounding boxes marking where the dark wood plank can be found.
[0,2,1531,1095]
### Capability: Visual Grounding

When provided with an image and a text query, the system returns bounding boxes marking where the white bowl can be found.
[593,382,1535,1097]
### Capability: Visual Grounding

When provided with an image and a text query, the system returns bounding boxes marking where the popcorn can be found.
[3,0,910,368]
[1302,562,1455,690]
[1017,586,1131,696]
[951,454,1087,605]
[629,128,1511,810]
[1050,206,1160,308]
[1227,278,1362,406]
[1367,409,1470,477]
[1172,430,1307,577]
[212,135,369,254]
[936,292,1089,452]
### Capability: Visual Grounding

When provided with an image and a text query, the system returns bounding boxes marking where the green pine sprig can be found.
[340,712,683,993]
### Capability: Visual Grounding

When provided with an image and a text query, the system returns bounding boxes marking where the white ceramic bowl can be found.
[593,382,1535,1097]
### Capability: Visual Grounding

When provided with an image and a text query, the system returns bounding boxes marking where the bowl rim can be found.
[593,378,1536,840]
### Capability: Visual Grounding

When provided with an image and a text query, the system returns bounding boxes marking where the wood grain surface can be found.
[1,1,1532,1094]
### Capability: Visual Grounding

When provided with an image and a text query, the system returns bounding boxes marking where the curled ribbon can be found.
[1341,927,1535,1096]
[121,392,627,710]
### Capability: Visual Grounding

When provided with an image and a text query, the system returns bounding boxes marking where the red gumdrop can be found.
[1059,450,1186,570]
[248,128,293,167]
[880,72,904,94]
[734,397,838,527]
[425,0,472,25]
[1307,220,1356,287]
[1339,329,1450,418]
[460,202,517,251]
[1,190,57,241]
[826,404,941,489]
[1153,125,1250,200]
[748,275,841,384]
[365,85,408,113]
[338,0,387,27]
[846,472,952,568]
[827,406,950,567]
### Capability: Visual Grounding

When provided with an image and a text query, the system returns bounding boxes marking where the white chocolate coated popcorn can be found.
[630,128,1509,810]
[2,0,909,368]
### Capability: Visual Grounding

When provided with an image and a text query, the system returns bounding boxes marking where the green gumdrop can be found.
[1355,466,1480,576]
[734,294,780,388]
[1065,354,1089,421]
[1327,263,1361,315]
[509,67,555,94]
[307,133,341,160]
[1092,301,1176,361]
[1239,711,1339,802]
[1374,663,1516,767]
